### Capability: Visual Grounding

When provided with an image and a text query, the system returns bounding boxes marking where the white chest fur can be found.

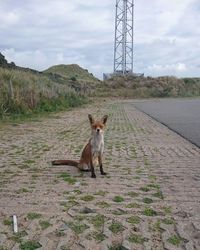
[91,134,104,156]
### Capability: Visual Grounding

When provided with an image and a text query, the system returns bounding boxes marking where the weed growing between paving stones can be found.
[126,203,141,208]
[27,212,42,220]
[39,220,52,230]
[10,230,27,243]
[67,221,89,234]
[111,208,126,216]
[113,196,124,202]
[80,195,95,202]
[16,188,30,193]
[150,220,163,233]
[126,216,140,224]
[168,235,183,246]
[143,197,154,204]
[147,183,160,189]
[126,191,139,197]
[152,190,164,199]
[94,190,108,196]
[90,214,105,228]
[108,244,127,250]
[109,221,124,234]
[149,175,157,181]
[58,172,76,185]
[92,231,107,242]
[162,218,175,225]
[20,240,42,250]
[163,206,172,214]
[60,200,79,211]
[143,207,157,216]
[73,189,82,194]
[128,234,148,244]
[96,201,111,208]
[140,186,150,192]
[3,217,12,225]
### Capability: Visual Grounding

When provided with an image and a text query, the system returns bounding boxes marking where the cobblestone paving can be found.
[0,100,200,250]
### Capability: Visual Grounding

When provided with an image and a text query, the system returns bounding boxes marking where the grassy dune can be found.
[99,75,200,98]
[0,67,87,120]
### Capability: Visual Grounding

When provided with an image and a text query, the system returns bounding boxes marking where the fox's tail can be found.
[52,160,79,167]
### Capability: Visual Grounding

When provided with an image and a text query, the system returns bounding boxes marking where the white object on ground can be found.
[13,215,18,233]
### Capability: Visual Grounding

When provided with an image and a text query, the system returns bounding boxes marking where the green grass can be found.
[80,195,95,202]
[112,209,127,216]
[90,214,104,228]
[126,203,141,208]
[96,201,111,208]
[109,221,124,234]
[67,221,89,234]
[126,216,140,224]
[143,207,157,216]
[126,191,139,197]
[92,231,106,242]
[20,240,41,250]
[108,244,127,250]
[94,190,108,196]
[39,220,52,230]
[27,213,42,220]
[3,217,12,225]
[139,186,150,192]
[163,206,172,214]
[58,172,76,185]
[142,198,153,204]
[128,234,147,244]
[17,188,29,194]
[113,196,124,203]
[167,235,183,246]
[162,218,175,225]
[152,191,164,199]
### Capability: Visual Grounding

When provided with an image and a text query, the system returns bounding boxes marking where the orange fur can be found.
[52,114,108,178]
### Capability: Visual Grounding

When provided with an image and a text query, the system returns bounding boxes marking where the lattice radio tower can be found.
[114,0,134,75]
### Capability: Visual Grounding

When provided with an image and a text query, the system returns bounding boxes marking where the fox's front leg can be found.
[90,158,96,178]
[98,155,106,175]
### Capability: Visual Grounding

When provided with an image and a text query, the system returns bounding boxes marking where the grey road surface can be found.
[132,98,200,148]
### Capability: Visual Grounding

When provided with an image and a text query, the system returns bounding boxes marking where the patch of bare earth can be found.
[0,100,200,250]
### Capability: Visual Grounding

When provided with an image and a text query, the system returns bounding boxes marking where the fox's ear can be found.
[101,115,108,125]
[88,114,94,125]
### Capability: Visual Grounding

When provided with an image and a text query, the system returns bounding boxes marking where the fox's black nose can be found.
[97,129,100,132]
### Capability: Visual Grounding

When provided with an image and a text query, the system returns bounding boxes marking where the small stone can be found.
[59,223,69,231]
[74,182,80,187]
[81,207,95,214]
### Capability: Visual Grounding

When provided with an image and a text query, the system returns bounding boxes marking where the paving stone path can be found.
[0,100,200,250]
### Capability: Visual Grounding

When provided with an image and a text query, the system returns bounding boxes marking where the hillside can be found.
[99,75,200,98]
[0,53,91,119]
[44,64,100,84]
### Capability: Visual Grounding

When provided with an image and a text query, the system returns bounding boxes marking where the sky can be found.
[0,0,200,79]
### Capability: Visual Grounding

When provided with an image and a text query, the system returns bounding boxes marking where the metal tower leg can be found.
[114,0,134,75]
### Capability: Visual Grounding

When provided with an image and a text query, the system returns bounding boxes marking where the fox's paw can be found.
[91,174,96,178]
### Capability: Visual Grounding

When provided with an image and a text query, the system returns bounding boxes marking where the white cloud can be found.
[148,63,187,76]
[0,0,199,78]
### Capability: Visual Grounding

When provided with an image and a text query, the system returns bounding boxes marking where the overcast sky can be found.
[0,0,199,79]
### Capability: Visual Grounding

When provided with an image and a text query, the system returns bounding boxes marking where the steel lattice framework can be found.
[114,0,134,75]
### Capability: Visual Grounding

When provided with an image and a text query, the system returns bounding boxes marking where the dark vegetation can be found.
[100,75,200,98]
[0,53,99,121]
[0,52,199,120]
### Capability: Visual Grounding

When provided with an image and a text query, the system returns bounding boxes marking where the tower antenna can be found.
[114,0,134,75]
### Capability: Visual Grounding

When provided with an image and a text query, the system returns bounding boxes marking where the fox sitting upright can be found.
[52,114,108,178]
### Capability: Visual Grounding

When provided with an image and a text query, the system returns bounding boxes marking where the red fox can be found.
[52,114,108,178]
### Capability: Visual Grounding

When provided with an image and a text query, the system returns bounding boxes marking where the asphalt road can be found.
[132,98,200,148]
